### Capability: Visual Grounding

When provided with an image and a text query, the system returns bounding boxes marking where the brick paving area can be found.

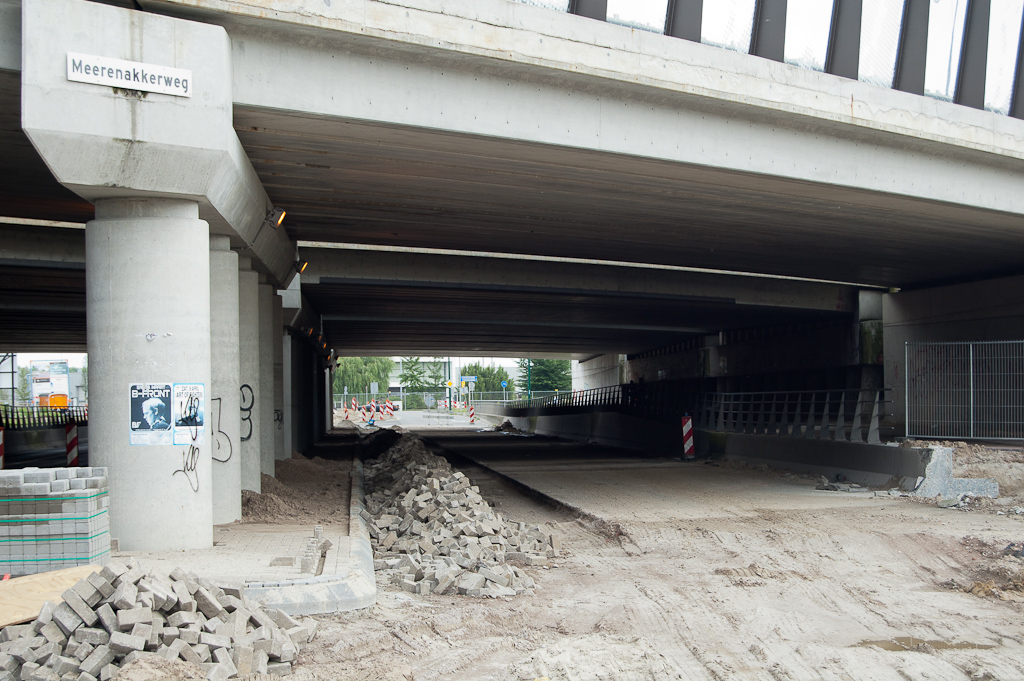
[118,523,350,585]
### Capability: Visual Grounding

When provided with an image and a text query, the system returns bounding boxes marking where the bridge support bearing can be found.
[238,258,263,493]
[210,236,242,524]
[87,198,213,551]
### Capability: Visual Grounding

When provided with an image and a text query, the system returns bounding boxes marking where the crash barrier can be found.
[0,405,88,430]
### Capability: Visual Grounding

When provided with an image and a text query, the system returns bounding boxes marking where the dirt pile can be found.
[0,558,319,680]
[492,420,525,434]
[363,434,558,598]
[240,457,351,526]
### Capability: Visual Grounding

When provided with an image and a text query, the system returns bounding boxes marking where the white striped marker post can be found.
[469,406,475,423]
[682,415,694,460]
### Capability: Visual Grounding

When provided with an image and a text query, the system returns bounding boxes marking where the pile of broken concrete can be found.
[363,435,559,598]
[0,558,317,681]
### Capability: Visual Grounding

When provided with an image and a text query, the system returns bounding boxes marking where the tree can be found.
[398,357,428,392]
[459,362,514,393]
[516,358,571,392]
[425,360,447,388]
[333,357,394,396]
[16,367,32,405]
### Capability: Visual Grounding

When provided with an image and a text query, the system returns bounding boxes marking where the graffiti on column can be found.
[210,397,233,463]
[240,384,254,442]
[274,409,283,430]
[173,444,200,492]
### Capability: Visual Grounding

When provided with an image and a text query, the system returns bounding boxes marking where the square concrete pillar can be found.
[238,257,262,492]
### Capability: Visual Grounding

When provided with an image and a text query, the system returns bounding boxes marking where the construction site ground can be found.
[281,428,1024,680]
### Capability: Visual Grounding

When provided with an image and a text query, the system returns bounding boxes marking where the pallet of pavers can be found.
[0,467,111,577]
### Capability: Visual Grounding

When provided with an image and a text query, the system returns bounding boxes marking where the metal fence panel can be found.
[906,341,1024,440]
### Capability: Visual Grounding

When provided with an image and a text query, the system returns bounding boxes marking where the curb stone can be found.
[245,458,377,616]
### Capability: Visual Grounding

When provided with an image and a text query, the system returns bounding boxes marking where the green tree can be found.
[459,362,514,393]
[425,361,447,388]
[398,357,428,391]
[516,358,571,392]
[333,357,394,396]
[16,366,32,404]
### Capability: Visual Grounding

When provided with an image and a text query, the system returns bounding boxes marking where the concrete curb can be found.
[244,457,377,616]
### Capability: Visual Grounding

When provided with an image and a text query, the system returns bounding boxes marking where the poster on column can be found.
[172,383,205,446]
[129,383,173,445]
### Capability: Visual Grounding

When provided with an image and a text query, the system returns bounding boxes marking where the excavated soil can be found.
[240,456,351,526]
[279,437,1024,680]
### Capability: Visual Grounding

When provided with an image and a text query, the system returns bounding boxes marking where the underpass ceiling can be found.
[304,279,848,357]
[235,106,1024,291]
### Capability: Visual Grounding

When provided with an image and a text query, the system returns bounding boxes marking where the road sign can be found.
[425,395,436,407]
[445,380,454,388]
[468,382,476,391]
[461,375,477,382]
[500,380,508,388]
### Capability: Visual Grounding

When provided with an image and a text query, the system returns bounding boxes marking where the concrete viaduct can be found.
[2,0,1024,550]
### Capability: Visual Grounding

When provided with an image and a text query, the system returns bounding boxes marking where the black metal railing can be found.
[0,405,88,430]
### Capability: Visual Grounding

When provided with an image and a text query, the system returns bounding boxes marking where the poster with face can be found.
[129,383,173,445]
[172,383,205,445]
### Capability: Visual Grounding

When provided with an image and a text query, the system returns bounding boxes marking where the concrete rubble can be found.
[363,435,558,598]
[0,559,319,681]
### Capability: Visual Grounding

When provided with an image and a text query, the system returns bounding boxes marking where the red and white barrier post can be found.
[66,419,79,467]
[469,406,475,423]
[681,415,695,460]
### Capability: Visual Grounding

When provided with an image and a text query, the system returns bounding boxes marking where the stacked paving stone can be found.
[0,468,111,577]
[363,436,560,598]
[0,558,318,681]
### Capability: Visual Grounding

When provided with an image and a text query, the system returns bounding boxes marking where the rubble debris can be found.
[814,476,869,493]
[0,559,318,680]
[492,421,524,434]
[363,435,558,598]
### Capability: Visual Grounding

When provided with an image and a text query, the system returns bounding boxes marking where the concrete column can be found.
[87,198,212,551]
[258,280,275,477]
[282,333,294,457]
[273,296,286,460]
[238,258,261,493]
[209,236,241,524]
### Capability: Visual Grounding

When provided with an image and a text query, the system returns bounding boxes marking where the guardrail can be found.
[501,385,893,443]
[0,405,89,430]
[695,390,891,444]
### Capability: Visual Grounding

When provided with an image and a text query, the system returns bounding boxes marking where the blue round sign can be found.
[500,380,508,388]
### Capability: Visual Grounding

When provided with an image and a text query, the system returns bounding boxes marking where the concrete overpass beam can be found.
[209,235,241,524]
[238,257,262,493]
[87,197,212,551]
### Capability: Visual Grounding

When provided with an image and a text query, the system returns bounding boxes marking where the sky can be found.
[11,352,88,369]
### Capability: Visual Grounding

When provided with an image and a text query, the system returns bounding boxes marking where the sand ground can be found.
[269,436,1024,680]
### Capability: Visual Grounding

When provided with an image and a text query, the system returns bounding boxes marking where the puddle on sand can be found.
[858,637,995,652]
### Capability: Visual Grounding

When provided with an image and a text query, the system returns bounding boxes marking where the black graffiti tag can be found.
[210,397,233,464]
[173,444,200,492]
[240,384,254,442]
[179,393,202,442]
